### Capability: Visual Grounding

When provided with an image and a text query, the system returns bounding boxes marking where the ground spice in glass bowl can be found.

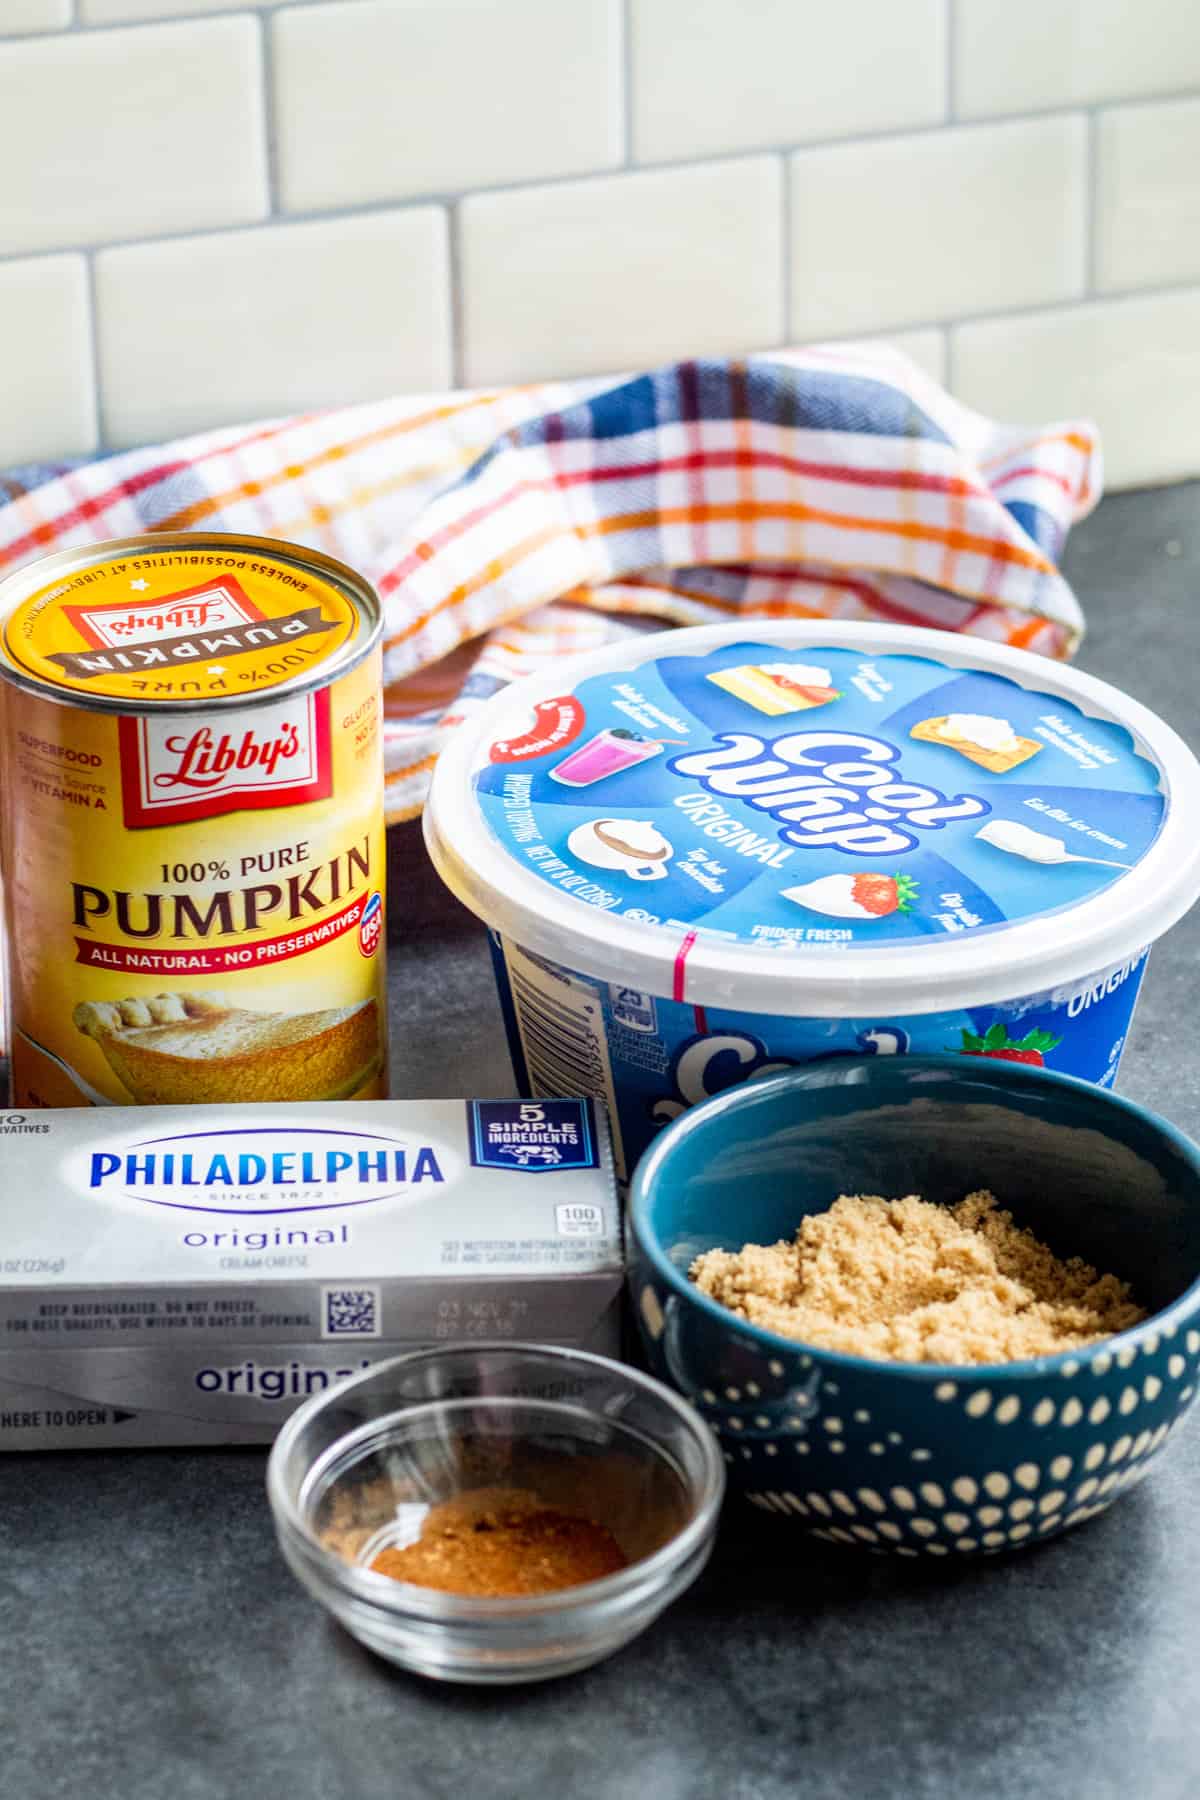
[314,1441,670,1595]
[329,1484,628,1598]
[267,1344,725,1683]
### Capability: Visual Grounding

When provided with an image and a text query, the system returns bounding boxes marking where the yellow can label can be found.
[1,544,357,706]
[1,579,387,1111]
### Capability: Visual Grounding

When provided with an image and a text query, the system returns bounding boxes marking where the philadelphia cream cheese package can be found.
[0,1097,621,1449]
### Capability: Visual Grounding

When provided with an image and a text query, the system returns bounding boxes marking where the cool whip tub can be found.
[425,624,1200,1180]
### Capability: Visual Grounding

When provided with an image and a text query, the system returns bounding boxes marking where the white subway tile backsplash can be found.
[2,0,71,33]
[0,257,96,465]
[828,329,948,387]
[95,209,451,448]
[955,0,1200,119]
[884,329,947,386]
[790,117,1086,340]
[80,0,250,18]
[0,19,267,257]
[630,0,944,163]
[0,0,1196,485]
[459,157,783,386]
[1096,98,1200,294]
[273,0,622,214]
[953,290,1200,490]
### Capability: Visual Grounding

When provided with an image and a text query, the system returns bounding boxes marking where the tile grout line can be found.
[1084,108,1100,295]
[8,0,354,37]
[778,153,793,347]
[619,0,634,166]
[6,8,255,41]
[446,202,466,391]
[81,250,106,455]
[941,0,958,395]
[258,9,281,215]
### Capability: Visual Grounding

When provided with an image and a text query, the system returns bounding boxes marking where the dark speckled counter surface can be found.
[6,484,1200,1799]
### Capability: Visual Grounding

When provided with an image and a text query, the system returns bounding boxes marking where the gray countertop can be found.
[6,482,1200,1799]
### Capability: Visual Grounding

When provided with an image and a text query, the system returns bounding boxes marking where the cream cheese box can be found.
[0,1097,621,1449]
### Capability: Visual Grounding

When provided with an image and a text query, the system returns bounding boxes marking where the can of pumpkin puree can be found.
[0,533,387,1109]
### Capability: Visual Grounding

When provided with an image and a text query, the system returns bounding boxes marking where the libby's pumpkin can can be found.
[0,533,388,1108]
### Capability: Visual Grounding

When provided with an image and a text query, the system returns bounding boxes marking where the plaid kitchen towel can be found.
[0,344,1100,823]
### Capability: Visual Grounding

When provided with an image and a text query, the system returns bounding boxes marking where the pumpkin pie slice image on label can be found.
[706,661,840,715]
[909,712,1042,774]
[73,991,381,1106]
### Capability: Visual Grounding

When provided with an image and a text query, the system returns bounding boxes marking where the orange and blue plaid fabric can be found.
[0,345,1100,822]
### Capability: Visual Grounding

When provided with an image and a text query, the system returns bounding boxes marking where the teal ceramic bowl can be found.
[628,1055,1200,1557]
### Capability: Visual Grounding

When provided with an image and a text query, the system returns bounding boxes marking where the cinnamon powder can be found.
[690,1190,1145,1365]
[365,1486,628,1597]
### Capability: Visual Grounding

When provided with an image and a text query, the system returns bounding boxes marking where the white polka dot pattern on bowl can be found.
[639,1286,665,1341]
[745,1410,1181,1550]
[680,1308,1200,1559]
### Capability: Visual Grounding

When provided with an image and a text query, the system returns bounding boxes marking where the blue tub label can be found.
[475,645,1165,949]
[467,1099,599,1173]
[491,934,1151,1180]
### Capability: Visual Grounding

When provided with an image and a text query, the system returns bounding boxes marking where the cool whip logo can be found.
[119,690,332,827]
[670,730,989,855]
[650,1032,793,1125]
[649,1025,912,1126]
[78,1125,447,1217]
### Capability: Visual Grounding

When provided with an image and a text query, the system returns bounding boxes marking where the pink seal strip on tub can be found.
[424,623,1200,1180]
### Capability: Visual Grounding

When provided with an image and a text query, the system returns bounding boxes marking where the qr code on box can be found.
[321,1286,381,1339]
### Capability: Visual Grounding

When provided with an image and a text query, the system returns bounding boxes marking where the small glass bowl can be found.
[266,1342,725,1684]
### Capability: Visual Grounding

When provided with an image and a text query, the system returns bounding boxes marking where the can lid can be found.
[0,533,381,712]
[424,622,1200,1016]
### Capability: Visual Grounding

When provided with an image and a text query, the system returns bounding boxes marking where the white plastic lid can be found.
[424,623,1200,1016]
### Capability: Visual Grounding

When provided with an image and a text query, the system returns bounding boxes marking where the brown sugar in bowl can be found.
[629,1055,1200,1557]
